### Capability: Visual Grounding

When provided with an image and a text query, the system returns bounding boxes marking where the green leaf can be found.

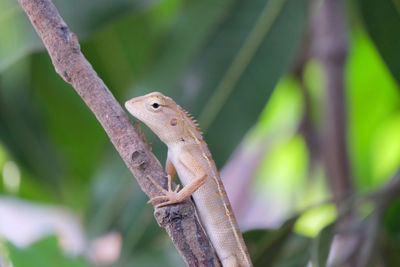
[137,0,237,92]
[311,223,335,267]
[346,29,400,188]
[0,0,156,71]
[184,0,308,166]
[358,0,400,85]
[0,59,63,190]
[244,215,311,266]
[7,236,87,267]
[380,228,400,267]
[140,0,309,166]
[383,198,400,235]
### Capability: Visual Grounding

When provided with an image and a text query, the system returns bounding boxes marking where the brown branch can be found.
[17,0,220,266]
[312,0,358,265]
[313,0,353,212]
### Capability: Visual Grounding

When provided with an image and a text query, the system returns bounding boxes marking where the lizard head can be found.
[125,92,195,144]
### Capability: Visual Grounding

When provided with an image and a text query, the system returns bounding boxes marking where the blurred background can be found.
[0,0,399,266]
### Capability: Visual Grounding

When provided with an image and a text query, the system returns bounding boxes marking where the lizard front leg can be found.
[147,156,207,208]
[147,172,207,208]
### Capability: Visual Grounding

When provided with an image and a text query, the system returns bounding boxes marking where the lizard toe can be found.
[156,199,179,208]
[147,195,169,204]
[173,184,181,193]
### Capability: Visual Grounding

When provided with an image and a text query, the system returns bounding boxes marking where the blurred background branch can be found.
[313,0,352,209]
[312,0,358,265]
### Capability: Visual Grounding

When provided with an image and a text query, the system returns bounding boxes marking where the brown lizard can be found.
[125,92,252,267]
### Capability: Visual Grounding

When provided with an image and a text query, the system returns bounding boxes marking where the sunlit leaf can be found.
[347,30,400,188]
[294,204,336,237]
[370,114,400,182]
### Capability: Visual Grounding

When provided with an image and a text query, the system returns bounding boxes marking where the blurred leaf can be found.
[256,76,303,134]
[383,198,400,235]
[273,234,310,267]
[7,236,87,267]
[136,0,309,166]
[255,134,309,221]
[380,228,400,267]
[83,0,182,97]
[29,47,108,207]
[178,0,309,166]
[294,204,336,237]
[121,245,186,267]
[0,240,12,267]
[0,59,63,191]
[138,0,237,92]
[0,0,158,71]
[85,153,174,265]
[358,0,400,85]
[127,0,240,165]
[244,215,311,266]
[347,29,400,188]
[370,113,400,181]
[311,223,335,267]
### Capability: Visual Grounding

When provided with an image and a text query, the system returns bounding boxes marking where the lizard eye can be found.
[151,102,160,109]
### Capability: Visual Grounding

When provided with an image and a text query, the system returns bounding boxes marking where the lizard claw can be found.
[155,199,179,208]
[173,184,180,193]
[147,195,168,204]
[147,175,182,207]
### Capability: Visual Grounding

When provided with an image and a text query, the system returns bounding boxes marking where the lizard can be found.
[125,92,253,267]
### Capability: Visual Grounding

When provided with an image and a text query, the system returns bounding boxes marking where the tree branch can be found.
[313,0,353,205]
[312,1,359,265]
[17,0,220,266]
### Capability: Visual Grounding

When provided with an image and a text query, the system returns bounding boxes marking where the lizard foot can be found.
[147,175,182,208]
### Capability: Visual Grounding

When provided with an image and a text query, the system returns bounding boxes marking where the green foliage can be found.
[7,236,87,267]
[347,30,400,188]
[245,215,311,267]
[358,0,400,85]
[311,223,335,267]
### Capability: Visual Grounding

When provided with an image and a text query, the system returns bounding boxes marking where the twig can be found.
[17,0,220,266]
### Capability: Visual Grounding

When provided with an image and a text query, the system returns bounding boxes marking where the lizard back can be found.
[169,110,252,267]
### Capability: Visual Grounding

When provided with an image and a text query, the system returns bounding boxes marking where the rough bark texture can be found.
[17,0,220,266]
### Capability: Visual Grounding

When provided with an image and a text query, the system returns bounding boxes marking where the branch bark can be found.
[17,0,220,266]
